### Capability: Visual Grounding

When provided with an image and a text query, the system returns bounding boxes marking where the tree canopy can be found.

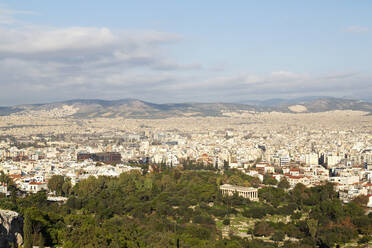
[0,168,370,248]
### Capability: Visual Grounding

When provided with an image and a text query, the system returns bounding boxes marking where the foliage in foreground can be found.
[0,168,371,248]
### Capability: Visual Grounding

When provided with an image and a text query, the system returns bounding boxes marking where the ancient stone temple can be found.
[220,184,259,201]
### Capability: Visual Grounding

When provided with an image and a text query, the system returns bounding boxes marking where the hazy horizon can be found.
[1,95,371,108]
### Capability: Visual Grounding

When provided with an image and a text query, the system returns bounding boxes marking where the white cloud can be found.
[270,71,303,79]
[0,17,201,104]
[0,7,36,25]
[0,7,371,105]
[0,27,116,53]
[345,25,369,33]
[0,27,179,56]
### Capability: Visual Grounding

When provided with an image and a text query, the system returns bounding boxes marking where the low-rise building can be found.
[220,184,258,201]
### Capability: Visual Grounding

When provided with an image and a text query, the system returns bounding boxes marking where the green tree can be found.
[271,231,285,241]
[0,170,12,185]
[223,218,230,225]
[62,179,72,196]
[47,175,65,196]
[223,160,229,171]
[228,175,244,186]
[351,195,369,208]
[306,218,318,241]
[38,233,45,248]
[23,211,33,248]
[253,221,274,237]
[358,236,371,244]
[278,177,290,189]
[263,174,277,185]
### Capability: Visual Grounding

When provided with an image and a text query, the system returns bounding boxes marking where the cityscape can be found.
[0,99,371,247]
[0,1,372,248]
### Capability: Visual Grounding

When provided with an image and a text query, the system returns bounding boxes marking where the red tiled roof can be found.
[9,174,22,179]
[29,182,45,185]
[286,175,304,179]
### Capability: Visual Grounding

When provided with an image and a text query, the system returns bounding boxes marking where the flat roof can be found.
[219,184,257,191]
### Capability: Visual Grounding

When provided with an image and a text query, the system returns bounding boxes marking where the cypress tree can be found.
[23,211,33,248]
[38,233,45,248]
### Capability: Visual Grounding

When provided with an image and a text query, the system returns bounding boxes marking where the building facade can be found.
[220,184,258,201]
[77,152,122,164]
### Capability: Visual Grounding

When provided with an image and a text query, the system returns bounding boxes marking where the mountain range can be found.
[0,97,371,118]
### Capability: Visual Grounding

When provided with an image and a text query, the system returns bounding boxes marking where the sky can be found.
[0,1,371,105]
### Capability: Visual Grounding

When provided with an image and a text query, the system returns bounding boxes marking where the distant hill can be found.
[275,97,372,113]
[240,96,326,107]
[0,107,22,116]
[0,97,371,118]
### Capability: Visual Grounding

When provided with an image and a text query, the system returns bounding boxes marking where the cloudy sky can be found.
[0,1,371,105]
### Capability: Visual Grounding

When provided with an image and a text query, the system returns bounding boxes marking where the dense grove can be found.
[0,168,371,248]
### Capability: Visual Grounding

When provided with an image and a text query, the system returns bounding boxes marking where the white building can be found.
[368,195,372,208]
[305,153,318,166]
[327,155,342,167]
[220,184,258,201]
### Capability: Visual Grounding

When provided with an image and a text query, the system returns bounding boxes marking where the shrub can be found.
[223,218,230,225]
[271,231,285,241]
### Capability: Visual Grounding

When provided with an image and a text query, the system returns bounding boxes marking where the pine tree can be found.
[23,211,33,248]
